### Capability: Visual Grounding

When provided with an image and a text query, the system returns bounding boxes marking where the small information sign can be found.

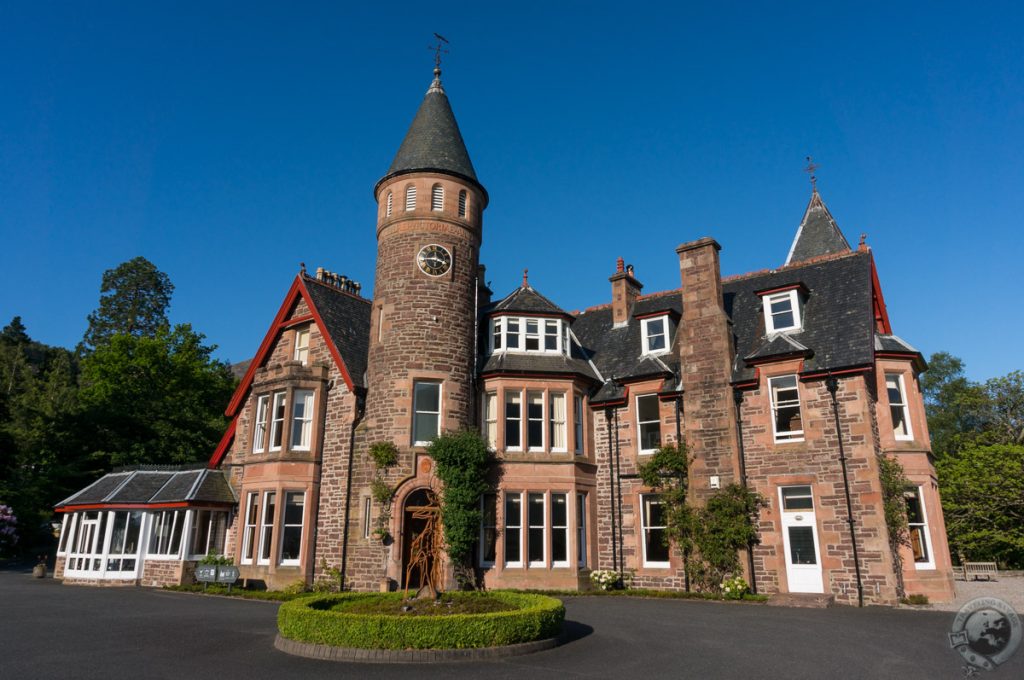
[194,565,238,592]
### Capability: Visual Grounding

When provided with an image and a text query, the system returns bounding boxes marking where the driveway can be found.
[1,572,1020,679]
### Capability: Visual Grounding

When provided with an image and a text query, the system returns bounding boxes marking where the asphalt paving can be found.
[2,570,1020,679]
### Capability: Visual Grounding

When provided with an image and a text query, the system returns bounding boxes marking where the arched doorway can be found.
[400,488,441,591]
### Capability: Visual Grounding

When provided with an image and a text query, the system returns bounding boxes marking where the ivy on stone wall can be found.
[427,430,493,589]
[878,454,911,598]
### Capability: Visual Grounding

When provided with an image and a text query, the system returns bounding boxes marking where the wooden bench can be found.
[962,562,999,581]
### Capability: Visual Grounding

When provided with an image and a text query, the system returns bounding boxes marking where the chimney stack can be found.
[609,257,643,327]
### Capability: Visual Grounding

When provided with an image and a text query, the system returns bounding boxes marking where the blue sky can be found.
[2,2,1021,381]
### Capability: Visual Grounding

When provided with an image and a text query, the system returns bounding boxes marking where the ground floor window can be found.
[148,510,185,557]
[480,493,497,566]
[577,492,587,567]
[905,487,934,569]
[641,495,670,567]
[488,490,587,570]
[107,511,144,572]
[279,492,305,566]
[258,491,277,565]
[188,510,228,559]
[504,493,522,567]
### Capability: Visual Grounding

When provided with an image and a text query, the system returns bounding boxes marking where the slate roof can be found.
[56,467,236,509]
[480,351,600,381]
[785,190,852,265]
[744,333,812,362]
[486,285,570,316]
[875,334,919,354]
[724,251,875,383]
[303,275,372,388]
[571,290,682,387]
[381,70,479,186]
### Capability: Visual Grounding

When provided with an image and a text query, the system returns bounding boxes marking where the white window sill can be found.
[642,562,670,569]
[774,436,805,444]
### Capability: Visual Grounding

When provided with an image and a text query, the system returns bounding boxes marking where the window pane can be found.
[781,486,814,510]
[550,393,566,450]
[281,492,304,562]
[577,493,587,566]
[528,493,545,564]
[481,493,497,564]
[414,382,440,412]
[504,495,521,564]
[646,527,669,563]
[414,413,439,443]
[527,392,544,448]
[505,392,521,448]
[788,527,817,565]
[637,394,660,422]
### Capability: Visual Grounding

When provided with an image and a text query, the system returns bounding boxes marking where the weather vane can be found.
[805,156,819,190]
[429,33,449,69]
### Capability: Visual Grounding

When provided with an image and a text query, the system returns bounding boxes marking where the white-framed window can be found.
[641,316,669,355]
[551,493,569,567]
[505,391,522,451]
[241,492,258,564]
[386,191,393,217]
[362,497,372,539]
[527,492,546,566]
[769,375,804,442]
[252,395,269,453]
[412,381,441,446]
[504,492,523,567]
[763,290,802,334]
[57,514,74,555]
[405,184,416,211]
[458,190,467,218]
[479,493,497,567]
[905,487,934,569]
[290,389,314,450]
[257,491,277,565]
[148,510,184,557]
[188,509,227,559]
[294,327,310,364]
[527,391,545,451]
[574,394,585,455]
[641,495,670,567]
[549,393,567,452]
[483,391,497,450]
[431,184,444,211]
[269,391,286,451]
[577,492,587,567]
[279,491,304,566]
[636,394,661,454]
[107,511,143,572]
[886,373,914,441]
[489,316,563,355]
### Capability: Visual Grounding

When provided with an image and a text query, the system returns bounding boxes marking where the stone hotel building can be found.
[54,64,955,605]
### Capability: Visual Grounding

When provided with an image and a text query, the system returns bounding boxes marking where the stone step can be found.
[767,592,836,608]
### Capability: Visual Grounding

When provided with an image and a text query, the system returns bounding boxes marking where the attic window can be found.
[763,290,802,334]
[431,184,444,211]
[641,316,669,355]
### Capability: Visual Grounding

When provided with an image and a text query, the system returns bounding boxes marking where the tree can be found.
[937,444,1024,568]
[920,352,989,457]
[82,257,174,351]
[985,371,1024,446]
[426,430,493,590]
[77,324,235,469]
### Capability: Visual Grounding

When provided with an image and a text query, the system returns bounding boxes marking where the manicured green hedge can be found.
[277,591,565,650]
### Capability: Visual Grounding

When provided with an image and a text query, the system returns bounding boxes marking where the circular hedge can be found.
[277,591,565,650]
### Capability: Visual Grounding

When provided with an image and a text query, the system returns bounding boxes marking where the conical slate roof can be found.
[381,68,478,185]
[785,189,852,265]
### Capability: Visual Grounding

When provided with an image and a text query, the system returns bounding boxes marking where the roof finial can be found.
[299,262,307,276]
[858,233,868,251]
[522,268,529,288]
[427,33,449,94]
[805,155,819,192]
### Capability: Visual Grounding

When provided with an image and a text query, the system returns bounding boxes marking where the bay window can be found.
[551,493,568,567]
[528,492,546,566]
[488,316,565,355]
[479,493,497,566]
[290,390,314,450]
[252,395,269,453]
[241,492,259,564]
[527,392,545,450]
[905,487,934,569]
[483,391,498,449]
[505,392,522,450]
[257,491,277,565]
[504,493,522,567]
[574,394,585,454]
[550,393,567,452]
[577,492,588,567]
[886,374,913,440]
[269,392,286,451]
[279,492,305,566]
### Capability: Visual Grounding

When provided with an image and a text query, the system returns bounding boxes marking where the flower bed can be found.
[277,591,564,650]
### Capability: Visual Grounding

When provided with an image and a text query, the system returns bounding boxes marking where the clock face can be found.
[417,244,452,277]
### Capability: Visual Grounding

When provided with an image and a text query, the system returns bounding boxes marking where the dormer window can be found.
[763,289,802,334]
[489,316,566,355]
[641,316,669,355]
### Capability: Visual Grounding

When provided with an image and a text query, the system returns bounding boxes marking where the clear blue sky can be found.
[2,2,1021,381]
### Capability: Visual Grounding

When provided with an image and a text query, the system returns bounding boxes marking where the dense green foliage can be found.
[82,256,174,352]
[77,324,235,469]
[924,352,1024,567]
[690,484,766,590]
[937,444,1024,567]
[0,258,235,554]
[877,454,911,597]
[427,430,493,588]
[637,444,694,557]
[277,591,564,649]
[369,440,399,469]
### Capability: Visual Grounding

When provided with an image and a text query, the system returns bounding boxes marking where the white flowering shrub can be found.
[720,575,749,600]
[589,569,620,591]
